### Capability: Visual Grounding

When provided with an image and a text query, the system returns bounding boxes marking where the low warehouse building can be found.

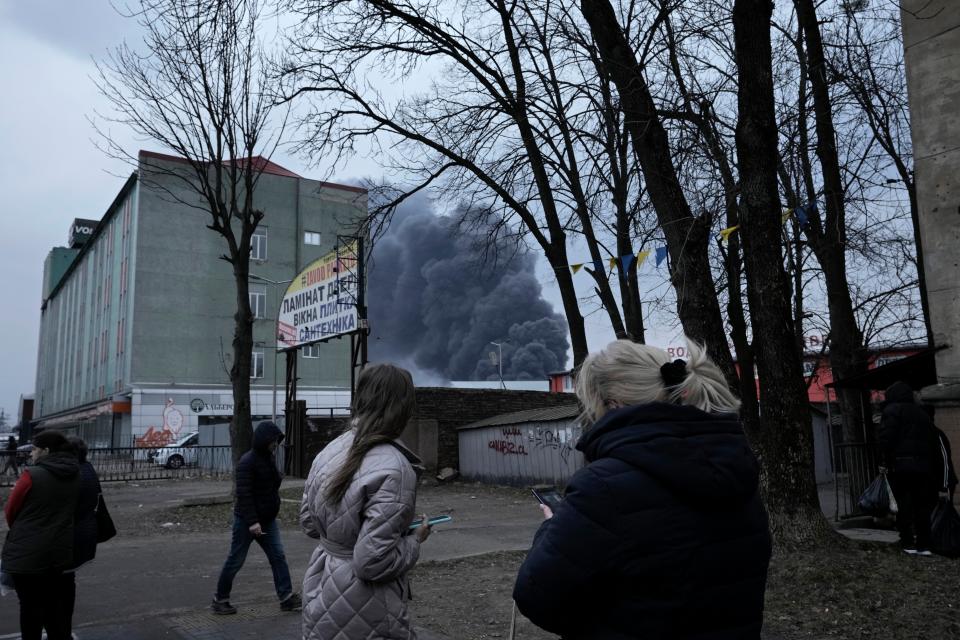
[458,405,583,487]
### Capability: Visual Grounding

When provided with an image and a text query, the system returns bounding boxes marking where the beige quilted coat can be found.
[300,430,422,640]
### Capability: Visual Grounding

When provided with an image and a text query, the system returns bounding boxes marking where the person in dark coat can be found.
[878,381,952,554]
[212,421,300,614]
[2,430,80,640]
[67,437,102,568]
[514,339,772,640]
[2,435,19,477]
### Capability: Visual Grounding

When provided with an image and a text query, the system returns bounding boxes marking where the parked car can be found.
[148,432,200,469]
[16,444,33,465]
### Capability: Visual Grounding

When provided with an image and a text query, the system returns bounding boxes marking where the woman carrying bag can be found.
[299,363,433,640]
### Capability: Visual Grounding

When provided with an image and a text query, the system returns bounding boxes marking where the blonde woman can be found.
[300,364,431,639]
[514,339,772,639]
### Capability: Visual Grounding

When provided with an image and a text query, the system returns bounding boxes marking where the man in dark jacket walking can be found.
[878,381,948,555]
[212,421,300,614]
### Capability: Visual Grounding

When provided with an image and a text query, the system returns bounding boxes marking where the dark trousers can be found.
[215,516,292,601]
[890,472,938,550]
[12,571,76,640]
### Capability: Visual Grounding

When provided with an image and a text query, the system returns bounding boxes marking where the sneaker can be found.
[211,598,237,615]
[917,549,934,557]
[280,592,302,612]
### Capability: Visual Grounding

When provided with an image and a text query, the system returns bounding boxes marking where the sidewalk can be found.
[58,603,451,640]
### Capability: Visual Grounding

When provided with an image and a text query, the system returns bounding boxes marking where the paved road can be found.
[0,479,892,639]
[0,480,542,638]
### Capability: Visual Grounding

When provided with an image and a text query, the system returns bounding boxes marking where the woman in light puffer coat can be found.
[300,364,432,640]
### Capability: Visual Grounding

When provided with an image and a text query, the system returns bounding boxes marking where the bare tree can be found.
[282,0,674,365]
[94,0,287,466]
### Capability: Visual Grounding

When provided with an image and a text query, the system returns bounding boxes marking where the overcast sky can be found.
[0,0,681,423]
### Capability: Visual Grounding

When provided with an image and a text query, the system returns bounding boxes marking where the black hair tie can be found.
[660,359,687,388]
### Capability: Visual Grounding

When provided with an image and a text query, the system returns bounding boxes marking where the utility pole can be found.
[489,341,506,390]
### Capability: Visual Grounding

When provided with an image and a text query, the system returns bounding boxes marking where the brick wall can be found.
[300,387,577,474]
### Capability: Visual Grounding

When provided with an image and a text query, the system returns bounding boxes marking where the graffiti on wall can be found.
[488,426,528,456]
[135,398,185,448]
[527,425,580,463]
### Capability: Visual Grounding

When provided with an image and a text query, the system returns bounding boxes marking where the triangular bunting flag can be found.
[796,202,817,228]
[571,263,584,275]
[636,250,651,266]
[782,209,793,223]
[593,258,605,274]
[719,225,739,243]
[609,257,618,270]
[655,246,668,267]
[620,253,636,273]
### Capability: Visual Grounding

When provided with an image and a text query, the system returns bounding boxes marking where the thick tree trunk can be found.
[551,247,590,367]
[580,0,736,383]
[794,0,871,442]
[230,260,255,468]
[733,0,834,545]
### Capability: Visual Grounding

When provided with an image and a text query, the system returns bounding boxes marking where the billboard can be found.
[277,241,360,349]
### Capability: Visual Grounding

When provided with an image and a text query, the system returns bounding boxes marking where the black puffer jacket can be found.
[878,382,943,481]
[2,451,80,574]
[514,403,772,640]
[73,461,102,568]
[235,421,284,526]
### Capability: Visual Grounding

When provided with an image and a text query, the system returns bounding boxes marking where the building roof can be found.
[458,404,580,431]
[138,150,367,193]
[826,346,945,391]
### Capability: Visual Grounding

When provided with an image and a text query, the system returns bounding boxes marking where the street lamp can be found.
[489,341,507,390]
[250,273,294,423]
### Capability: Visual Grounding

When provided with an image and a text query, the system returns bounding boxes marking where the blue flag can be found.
[620,253,636,273]
[593,258,605,274]
[655,246,668,267]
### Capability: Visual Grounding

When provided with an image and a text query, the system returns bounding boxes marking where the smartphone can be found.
[531,487,564,512]
[408,515,453,530]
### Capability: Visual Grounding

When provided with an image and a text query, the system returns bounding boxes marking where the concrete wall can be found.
[902,0,960,495]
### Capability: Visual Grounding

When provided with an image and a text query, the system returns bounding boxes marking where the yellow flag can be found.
[719,225,740,243]
[782,209,793,224]
[636,250,651,265]
[609,257,618,270]
[571,263,584,274]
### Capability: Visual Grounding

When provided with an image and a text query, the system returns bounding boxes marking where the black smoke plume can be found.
[367,199,570,383]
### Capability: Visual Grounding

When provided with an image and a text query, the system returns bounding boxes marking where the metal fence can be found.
[833,442,881,520]
[0,445,235,487]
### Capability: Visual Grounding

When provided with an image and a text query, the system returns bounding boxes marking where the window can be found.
[251,351,264,379]
[251,227,268,261]
[303,344,321,358]
[304,231,321,246]
[249,289,267,319]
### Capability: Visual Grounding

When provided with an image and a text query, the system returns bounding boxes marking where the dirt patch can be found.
[408,542,960,640]
[411,551,556,640]
[764,540,960,639]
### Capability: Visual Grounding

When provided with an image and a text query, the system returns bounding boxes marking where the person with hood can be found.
[2,435,19,477]
[211,421,301,614]
[300,363,433,640]
[878,381,950,555]
[513,339,772,640]
[2,430,80,640]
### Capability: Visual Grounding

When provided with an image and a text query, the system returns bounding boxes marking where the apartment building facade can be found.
[33,151,363,447]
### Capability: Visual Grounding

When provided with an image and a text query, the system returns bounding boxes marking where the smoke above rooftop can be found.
[367,197,570,383]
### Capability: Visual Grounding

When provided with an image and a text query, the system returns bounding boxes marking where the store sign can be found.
[69,218,99,248]
[189,398,234,414]
[277,241,360,349]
